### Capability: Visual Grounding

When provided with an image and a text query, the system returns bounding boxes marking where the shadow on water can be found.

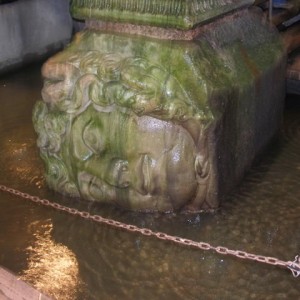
[0,64,299,299]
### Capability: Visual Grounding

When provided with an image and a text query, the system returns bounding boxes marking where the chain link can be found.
[0,184,299,277]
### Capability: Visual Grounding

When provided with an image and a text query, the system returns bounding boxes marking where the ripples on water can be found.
[0,65,299,299]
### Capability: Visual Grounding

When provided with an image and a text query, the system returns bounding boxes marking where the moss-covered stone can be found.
[71,0,253,29]
[33,8,286,212]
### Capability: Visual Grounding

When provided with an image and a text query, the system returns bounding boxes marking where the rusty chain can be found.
[0,184,299,277]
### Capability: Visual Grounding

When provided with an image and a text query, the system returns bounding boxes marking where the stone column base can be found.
[33,8,286,213]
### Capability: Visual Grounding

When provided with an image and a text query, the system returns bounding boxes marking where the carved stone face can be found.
[71,106,199,212]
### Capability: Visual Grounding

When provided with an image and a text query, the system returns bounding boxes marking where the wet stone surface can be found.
[0,65,299,299]
[71,0,253,29]
[33,8,286,212]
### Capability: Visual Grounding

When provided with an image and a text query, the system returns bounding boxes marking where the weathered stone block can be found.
[33,8,286,212]
[71,0,253,29]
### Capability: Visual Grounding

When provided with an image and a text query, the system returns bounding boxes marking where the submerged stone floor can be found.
[0,64,299,299]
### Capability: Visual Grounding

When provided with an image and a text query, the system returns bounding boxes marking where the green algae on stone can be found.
[71,0,253,29]
[33,9,286,212]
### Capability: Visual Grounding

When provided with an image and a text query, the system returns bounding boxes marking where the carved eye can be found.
[83,120,105,154]
[106,159,130,188]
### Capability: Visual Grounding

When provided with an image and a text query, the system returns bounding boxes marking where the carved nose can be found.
[106,159,130,188]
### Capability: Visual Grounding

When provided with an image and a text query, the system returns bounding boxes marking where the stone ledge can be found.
[71,0,253,29]
[0,266,52,300]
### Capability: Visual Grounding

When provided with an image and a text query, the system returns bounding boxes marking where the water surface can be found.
[0,64,299,299]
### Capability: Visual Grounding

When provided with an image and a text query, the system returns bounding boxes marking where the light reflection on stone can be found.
[20,219,84,300]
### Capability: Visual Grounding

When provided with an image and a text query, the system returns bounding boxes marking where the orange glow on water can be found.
[20,219,84,300]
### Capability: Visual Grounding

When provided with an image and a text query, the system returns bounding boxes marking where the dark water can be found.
[0,64,299,300]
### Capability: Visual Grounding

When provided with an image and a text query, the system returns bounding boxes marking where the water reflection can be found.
[21,219,84,300]
[0,65,299,299]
